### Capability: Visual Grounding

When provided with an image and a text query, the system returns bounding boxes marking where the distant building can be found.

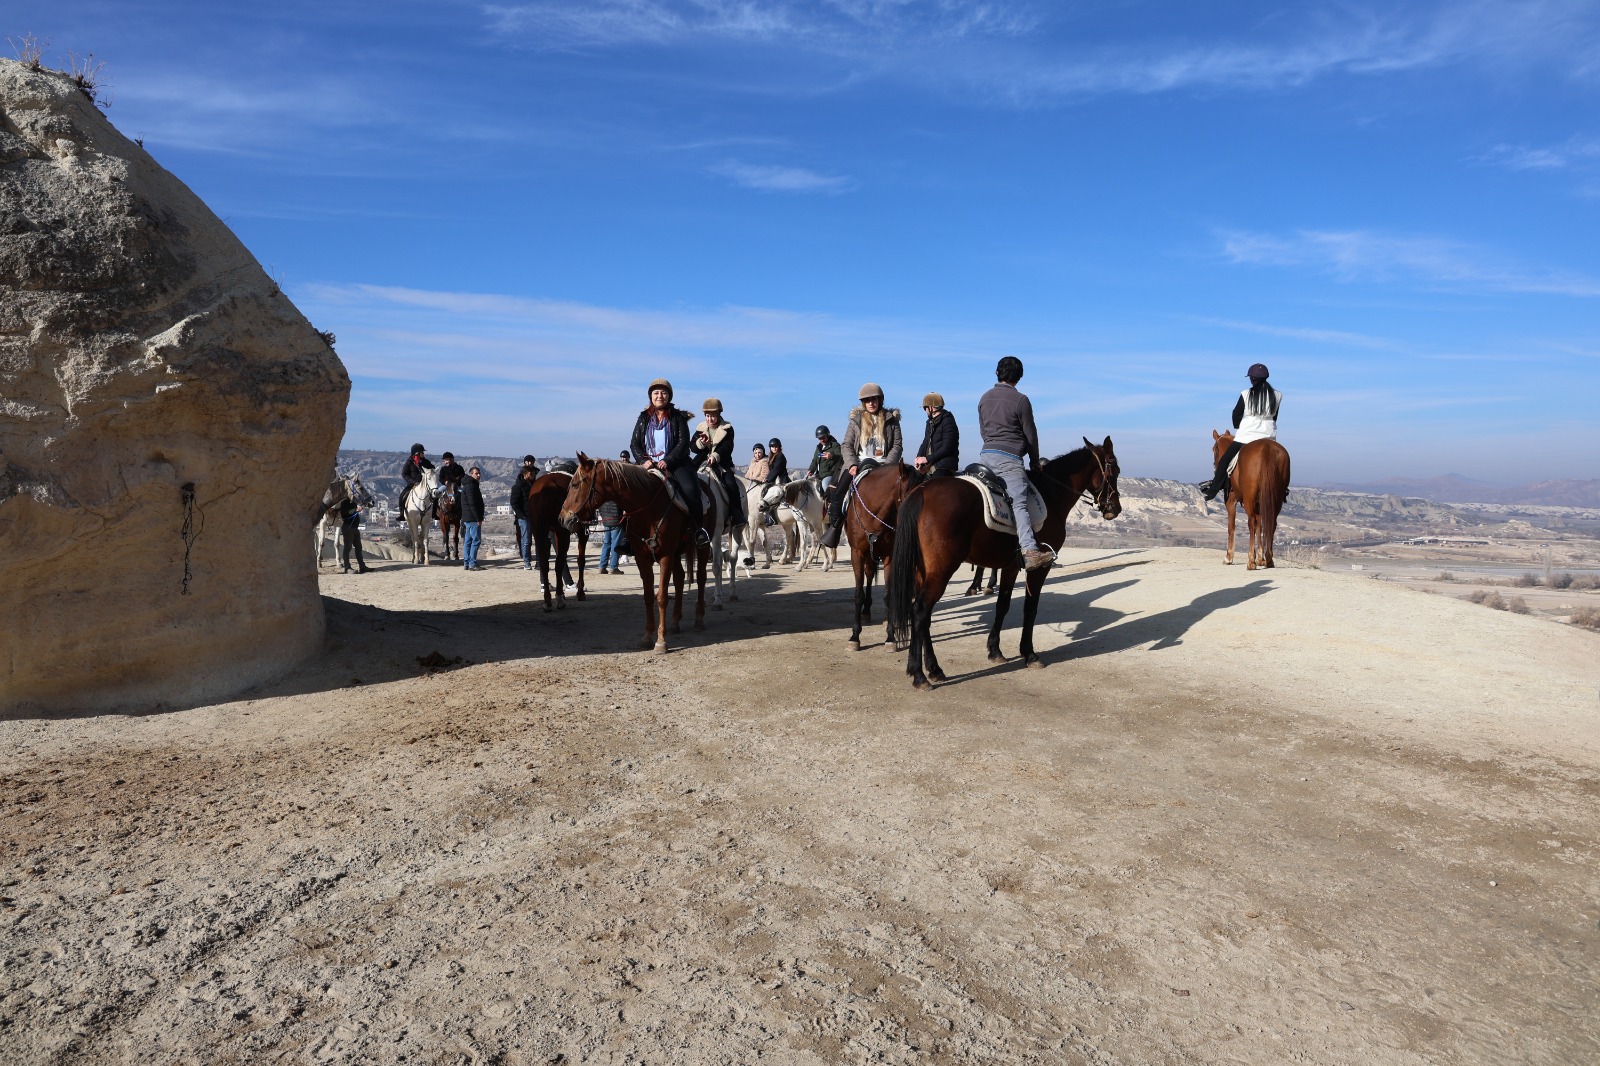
[495,504,511,516]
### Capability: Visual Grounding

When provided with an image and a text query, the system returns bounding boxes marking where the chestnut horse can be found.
[841,462,924,649]
[559,454,715,653]
[886,439,1122,689]
[435,479,463,562]
[529,471,587,611]
[1211,431,1290,570]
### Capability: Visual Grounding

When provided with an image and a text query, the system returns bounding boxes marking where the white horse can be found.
[742,480,804,569]
[314,474,373,569]
[780,478,835,572]
[402,468,440,565]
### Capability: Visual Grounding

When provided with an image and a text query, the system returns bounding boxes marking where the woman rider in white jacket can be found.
[1198,363,1282,501]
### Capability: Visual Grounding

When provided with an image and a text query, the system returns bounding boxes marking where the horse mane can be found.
[595,459,661,496]
[1041,444,1094,475]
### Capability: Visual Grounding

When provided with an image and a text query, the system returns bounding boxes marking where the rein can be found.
[849,474,894,532]
[1035,449,1116,514]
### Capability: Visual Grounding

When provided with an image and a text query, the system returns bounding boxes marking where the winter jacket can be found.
[842,405,904,468]
[459,477,486,523]
[977,382,1040,467]
[765,452,790,485]
[630,407,693,470]
[509,473,534,519]
[400,455,434,486]
[437,460,465,487]
[744,456,771,483]
[692,419,736,471]
[807,436,843,480]
[916,410,960,476]
[598,500,623,529]
[1232,387,1283,444]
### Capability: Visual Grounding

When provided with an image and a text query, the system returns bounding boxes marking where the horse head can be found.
[350,476,375,509]
[1083,435,1123,521]
[559,451,600,532]
[1211,429,1235,465]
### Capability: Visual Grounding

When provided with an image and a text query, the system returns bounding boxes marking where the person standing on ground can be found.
[629,378,709,545]
[597,499,625,574]
[978,356,1052,571]
[1197,363,1283,501]
[821,383,902,548]
[510,465,536,569]
[460,466,486,570]
[338,494,370,573]
[915,392,959,477]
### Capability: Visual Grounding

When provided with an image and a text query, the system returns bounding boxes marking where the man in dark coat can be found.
[509,465,536,569]
[914,392,959,477]
[460,466,486,570]
[338,496,369,573]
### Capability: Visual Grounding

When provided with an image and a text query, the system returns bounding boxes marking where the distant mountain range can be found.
[1316,475,1600,508]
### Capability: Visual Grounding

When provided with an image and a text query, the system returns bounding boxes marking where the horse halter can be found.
[1082,447,1119,517]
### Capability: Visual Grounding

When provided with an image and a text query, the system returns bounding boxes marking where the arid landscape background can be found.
[6,522,1599,1063]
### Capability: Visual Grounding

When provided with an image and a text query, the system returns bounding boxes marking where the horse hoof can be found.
[542,605,552,614]
[847,639,861,651]
[556,601,566,610]
[729,594,738,602]
[693,621,706,632]
[927,669,947,684]
[988,652,1006,664]
[711,603,723,611]
[654,644,668,655]
[913,677,933,691]
[1025,656,1044,670]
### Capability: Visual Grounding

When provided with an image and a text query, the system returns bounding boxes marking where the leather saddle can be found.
[646,468,724,522]
[958,463,1046,535]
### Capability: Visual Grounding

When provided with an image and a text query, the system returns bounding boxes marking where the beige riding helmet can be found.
[858,382,884,401]
[922,392,945,409]
[647,378,673,400]
[702,397,723,414]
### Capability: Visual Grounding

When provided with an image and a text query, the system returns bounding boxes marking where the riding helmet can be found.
[1247,363,1270,383]
[922,392,945,410]
[647,378,673,401]
[522,454,536,464]
[815,425,831,439]
[768,437,782,449]
[996,356,1024,383]
[702,397,723,414]
[858,382,884,402]
[410,443,425,455]
[442,451,454,461]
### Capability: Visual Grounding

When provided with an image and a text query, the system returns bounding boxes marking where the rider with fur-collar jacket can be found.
[842,398,903,468]
[692,398,746,523]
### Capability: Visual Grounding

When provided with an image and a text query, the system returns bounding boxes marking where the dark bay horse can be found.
[559,454,715,653]
[841,462,924,649]
[529,471,586,611]
[435,480,463,562]
[1211,431,1290,570]
[886,438,1122,689]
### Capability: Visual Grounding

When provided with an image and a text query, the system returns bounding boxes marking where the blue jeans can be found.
[598,526,623,570]
[462,521,482,568]
[979,450,1039,552]
[516,517,532,567]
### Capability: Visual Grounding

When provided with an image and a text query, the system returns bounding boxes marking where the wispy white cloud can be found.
[711,160,852,192]
[1218,228,1600,297]
[1188,316,1401,350]
[482,1,1600,100]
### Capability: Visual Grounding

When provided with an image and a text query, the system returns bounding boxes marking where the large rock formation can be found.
[0,60,350,714]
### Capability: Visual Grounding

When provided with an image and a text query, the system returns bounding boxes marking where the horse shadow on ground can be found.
[900,576,1276,689]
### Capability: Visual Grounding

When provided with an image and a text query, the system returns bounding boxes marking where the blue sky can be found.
[11,1,1599,483]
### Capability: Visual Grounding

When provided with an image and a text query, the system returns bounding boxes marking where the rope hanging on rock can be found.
[180,482,205,596]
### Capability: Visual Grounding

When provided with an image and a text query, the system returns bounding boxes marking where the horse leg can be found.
[554,530,569,609]
[638,557,658,649]
[575,524,588,600]
[1245,504,1260,571]
[918,571,955,686]
[538,533,555,612]
[848,548,867,650]
[694,543,709,632]
[987,565,1022,663]
[655,557,672,653]
[1224,495,1238,565]
[1019,566,1046,667]
[669,552,684,635]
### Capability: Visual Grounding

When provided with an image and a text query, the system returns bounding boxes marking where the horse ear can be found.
[1212,429,1221,441]
[576,451,590,464]
[1082,436,1094,451]
[1101,435,1112,450]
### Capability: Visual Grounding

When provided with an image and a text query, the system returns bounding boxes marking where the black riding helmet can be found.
[769,437,782,449]
[410,443,425,455]
[815,425,831,439]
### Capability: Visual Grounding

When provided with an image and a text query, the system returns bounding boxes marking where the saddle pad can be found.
[958,475,1047,536]
[1227,451,1241,476]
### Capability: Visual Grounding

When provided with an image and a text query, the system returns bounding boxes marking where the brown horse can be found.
[841,462,924,649]
[559,454,716,653]
[886,439,1122,689]
[529,471,587,611]
[1211,431,1290,570]
[435,480,463,561]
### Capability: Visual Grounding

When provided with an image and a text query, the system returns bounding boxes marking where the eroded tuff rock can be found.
[0,59,349,714]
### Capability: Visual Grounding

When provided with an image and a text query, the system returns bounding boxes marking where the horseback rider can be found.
[979,356,1053,571]
[434,450,465,519]
[914,392,960,477]
[1198,363,1283,501]
[745,443,770,486]
[765,438,791,486]
[807,425,842,492]
[629,378,710,546]
[398,443,434,522]
[821,383,903,548]
[692,398,747,527]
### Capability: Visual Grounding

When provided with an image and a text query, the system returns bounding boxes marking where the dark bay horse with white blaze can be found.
[842,462,924,649]
[435,480,463,561]
[559,453,715,653]
[1211,430,1290,570]
[887,438,1122,689]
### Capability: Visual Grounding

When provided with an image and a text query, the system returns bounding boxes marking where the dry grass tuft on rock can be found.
[1571,607,1600,631]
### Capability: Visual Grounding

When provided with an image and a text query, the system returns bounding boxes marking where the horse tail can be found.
[1258,442,1290,550]
[885,487,924,649]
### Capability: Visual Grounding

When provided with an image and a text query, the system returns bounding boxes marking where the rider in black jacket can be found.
[914,392,959,477]
[629,378,708,544]
[398,443,434,521]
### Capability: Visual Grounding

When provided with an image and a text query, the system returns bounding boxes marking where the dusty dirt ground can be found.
[4,546,1599,1065]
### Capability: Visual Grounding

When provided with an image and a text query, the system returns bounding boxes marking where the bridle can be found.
[1034,447,1119,517]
